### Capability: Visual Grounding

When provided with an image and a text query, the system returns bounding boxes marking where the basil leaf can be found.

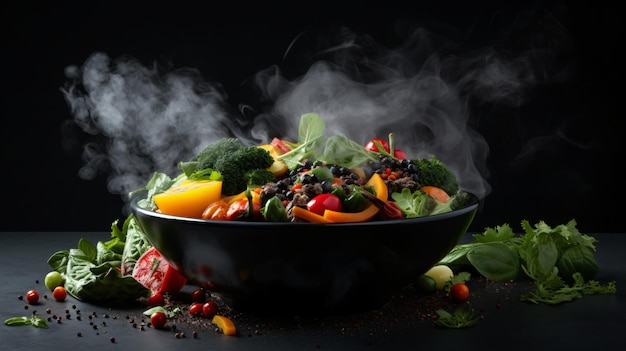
[321,135,377,168]
[466,242,519,281]
[278,113,325,169]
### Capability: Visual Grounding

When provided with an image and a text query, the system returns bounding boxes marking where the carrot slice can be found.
[421,185,450,203]
[212,315,237,336]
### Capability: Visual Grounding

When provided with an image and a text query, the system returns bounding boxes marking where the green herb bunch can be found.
[439,219,617,304]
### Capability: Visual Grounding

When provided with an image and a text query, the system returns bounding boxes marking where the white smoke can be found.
[61,26,537,202]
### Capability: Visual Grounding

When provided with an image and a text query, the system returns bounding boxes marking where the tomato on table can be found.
[150,311,167,329]
[26,289,39,304]
[132,247,188,295]
[450,283,470,302]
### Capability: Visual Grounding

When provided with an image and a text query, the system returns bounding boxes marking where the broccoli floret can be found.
[192,138,246,170]
[178,138,246,176]
[430,192,476,215]
[178,138,275,196]
[411,156,459,196]
[213,145,275,195]
[246,169,276,188]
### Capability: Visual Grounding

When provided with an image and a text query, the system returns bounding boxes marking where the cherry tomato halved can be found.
[306,193,342,216]
[364,138,390,153]
[226,199,249,221]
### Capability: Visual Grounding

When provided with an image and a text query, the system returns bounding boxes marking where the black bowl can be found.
[131,194,479,315]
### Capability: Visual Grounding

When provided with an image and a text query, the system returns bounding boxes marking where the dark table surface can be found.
[1,231,624,350]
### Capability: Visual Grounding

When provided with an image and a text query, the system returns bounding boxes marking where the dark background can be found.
[1,1,622,233]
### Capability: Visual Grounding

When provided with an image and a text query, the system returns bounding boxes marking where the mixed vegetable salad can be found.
[132,112,473,224]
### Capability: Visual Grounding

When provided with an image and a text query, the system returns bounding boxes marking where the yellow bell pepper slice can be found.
[212,315,237,336]
[153,180,222,218]
[257,144,288,178]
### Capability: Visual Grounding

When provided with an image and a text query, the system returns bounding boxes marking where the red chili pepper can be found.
[377,201,404,220]
[359,190,405,220]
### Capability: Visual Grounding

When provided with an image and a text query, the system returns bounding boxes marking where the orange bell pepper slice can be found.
[212,315,237,336]
[421,185,450,203]
[291,205,330,223]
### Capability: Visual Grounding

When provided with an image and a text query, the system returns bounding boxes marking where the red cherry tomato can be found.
[148,292,165,306]
[150,311,167,329]
[26,290,39,304]
[189,302,203,316]
[364,138,390,153]
[53,286,67,301]
[450,283,470,302]
[393,149,407,160]
[202,301,219,318]
[190,288,206,303]
[306,193,343,216]
[226,199,249,221]
[132,247,188,295]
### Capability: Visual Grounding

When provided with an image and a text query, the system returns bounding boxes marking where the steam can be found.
[61,26,537,204]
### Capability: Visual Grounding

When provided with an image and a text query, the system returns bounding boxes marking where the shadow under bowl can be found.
[131,194,479,316]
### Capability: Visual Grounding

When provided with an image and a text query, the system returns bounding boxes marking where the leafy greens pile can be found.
[47,216,152,305]
[439,219,617,304]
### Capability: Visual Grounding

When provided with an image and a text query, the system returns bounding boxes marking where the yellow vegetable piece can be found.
[257,144,288,178]
[221,191,247,205]
[366,172,388,202]
[212,315,237,336]
[153,180,222,218]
